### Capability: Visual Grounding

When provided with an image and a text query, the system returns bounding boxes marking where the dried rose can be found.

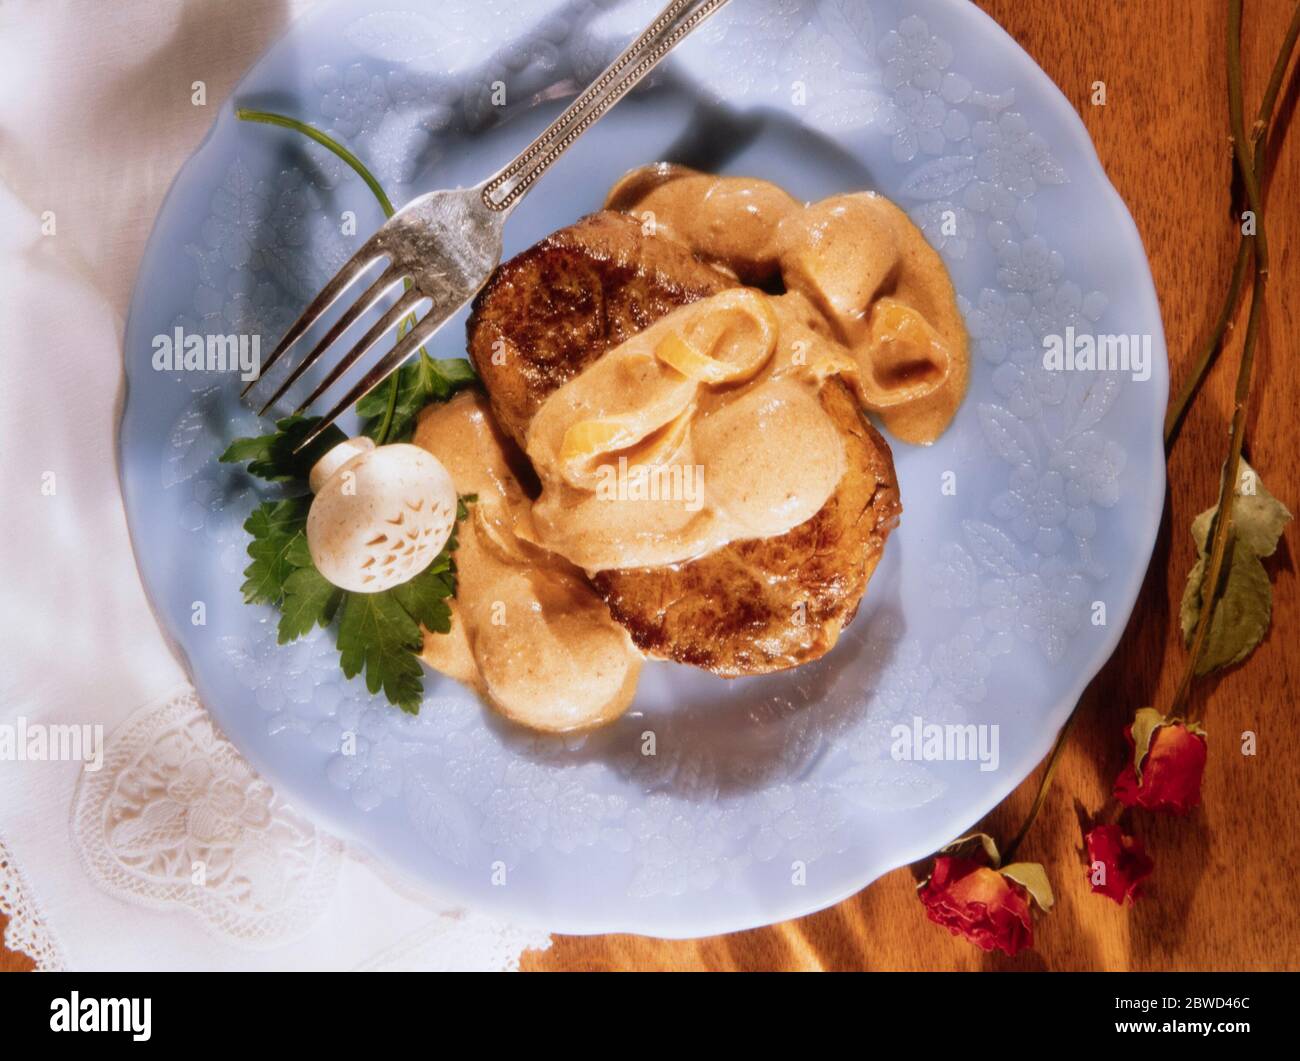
[917,836,1052,957]
[1114,708,1207,815]
[1084,824,1154,904]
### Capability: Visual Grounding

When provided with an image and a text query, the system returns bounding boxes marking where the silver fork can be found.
[242,0,730,452]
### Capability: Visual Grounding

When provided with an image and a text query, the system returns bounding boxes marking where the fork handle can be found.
[480,0,730,212]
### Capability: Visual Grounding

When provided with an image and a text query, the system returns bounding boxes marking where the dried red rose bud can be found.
[1084,824,1154,904]
[1114,714,1207,815]
[918,855,1035,957]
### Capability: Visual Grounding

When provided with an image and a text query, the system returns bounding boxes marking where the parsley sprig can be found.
[221,417,470,713]
[356,353,477,444]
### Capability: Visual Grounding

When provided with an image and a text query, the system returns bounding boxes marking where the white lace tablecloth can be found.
[0,0,550,971]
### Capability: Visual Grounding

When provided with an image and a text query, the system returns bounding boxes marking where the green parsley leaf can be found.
[278,565,342,643]
[330,499,468,711]
[336,590,427,713]
[356,353,478,443]
[221,415,347,483]
[220,433,276,465]
[239,498,311,605]
[391,563,455,636]
[285,532,314,569]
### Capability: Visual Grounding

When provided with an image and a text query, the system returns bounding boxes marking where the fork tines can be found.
[240,229,436,451]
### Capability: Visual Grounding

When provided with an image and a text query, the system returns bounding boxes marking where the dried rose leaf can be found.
[1182,460,1289,675]
[1191,458,1292,558]
[1128,706,1165,782]
[915,832,1001,889]
[1180,540,1272,674]
[999,862,1055,914]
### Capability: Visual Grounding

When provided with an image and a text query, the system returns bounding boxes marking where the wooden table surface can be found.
[3,0,1296,973]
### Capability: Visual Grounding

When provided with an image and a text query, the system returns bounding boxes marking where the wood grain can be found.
[3,0,1295,973]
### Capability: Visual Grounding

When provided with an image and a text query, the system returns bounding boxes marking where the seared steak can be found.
[467,211,901,676]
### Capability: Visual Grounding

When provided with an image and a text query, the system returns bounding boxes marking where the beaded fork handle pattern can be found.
[481,0,730,212]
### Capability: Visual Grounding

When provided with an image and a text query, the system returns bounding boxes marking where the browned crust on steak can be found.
[468,211,733,449]
[591,378,900,674]
[466,211,901,676]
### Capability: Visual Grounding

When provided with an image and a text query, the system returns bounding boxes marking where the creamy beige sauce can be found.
[412,166,968,732]
[413,391,641,733]
[522,165,968,574]
[523,289,847,571]
[606,163,969,444]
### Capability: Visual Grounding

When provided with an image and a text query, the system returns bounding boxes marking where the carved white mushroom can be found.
[306,439,457,593]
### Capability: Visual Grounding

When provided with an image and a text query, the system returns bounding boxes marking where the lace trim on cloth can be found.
[343,845,554,970]
[71,686,344,949]
[0,834,67,971]
[354,910,548,971]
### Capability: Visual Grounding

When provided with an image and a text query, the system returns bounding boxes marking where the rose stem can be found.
[1163,1,1299,448]
[1000,705,1081,865]
[1170,0,1274,720]
[1001,1,1292,855]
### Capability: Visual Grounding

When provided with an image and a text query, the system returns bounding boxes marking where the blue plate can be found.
[120,0,1166,936]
